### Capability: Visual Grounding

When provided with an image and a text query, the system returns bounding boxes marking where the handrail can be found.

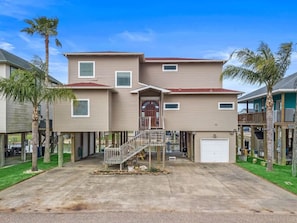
[104,130,166,170]
[139,116,165,130]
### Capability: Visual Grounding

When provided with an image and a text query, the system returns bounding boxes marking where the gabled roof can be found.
[167,88,242,95]
[0,48,32,70]
[0,48,61,85]
[238,72,297,103]
[64,82,113,89]
[131,85,171,94]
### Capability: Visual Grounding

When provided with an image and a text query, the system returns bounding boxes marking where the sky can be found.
[1,0,297,98]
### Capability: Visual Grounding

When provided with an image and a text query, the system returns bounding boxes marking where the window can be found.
[10,66,17,75]
[164,102,180,110]
[115,71,132,88]
[218,102,234,110]
[72,99,90,117]
[254,103,259,112]
[162,64,178,72]
[79,61,95,78]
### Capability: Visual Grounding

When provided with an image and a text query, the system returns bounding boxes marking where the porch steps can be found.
[104,130,165,170]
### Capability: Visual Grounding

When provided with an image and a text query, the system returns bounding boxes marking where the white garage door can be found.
[200,139,229,162]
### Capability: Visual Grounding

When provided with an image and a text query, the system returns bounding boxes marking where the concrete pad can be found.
[0,154,297,215]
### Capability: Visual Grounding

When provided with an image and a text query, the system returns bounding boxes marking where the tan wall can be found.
[111,89,139,131]
[53,90,111,132]
[140,62,223,88]
[163,94,238,131]
[194,132,236,163]
[68,55,142,89]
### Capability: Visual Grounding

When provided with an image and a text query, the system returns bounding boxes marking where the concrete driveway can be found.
[0,154,297,215]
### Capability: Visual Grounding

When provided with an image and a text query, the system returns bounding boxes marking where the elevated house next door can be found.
[141,98,160,129]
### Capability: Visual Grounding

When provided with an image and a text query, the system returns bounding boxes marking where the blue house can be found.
[238,72,297,165]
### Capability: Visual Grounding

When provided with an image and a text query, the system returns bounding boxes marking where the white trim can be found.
[78,61,95,78]
[71,99,90,117]
[164,102,180,110]
[218,102,234,110]
[131,85,171,94]
[162,64,178,72]
[115,71,132,88]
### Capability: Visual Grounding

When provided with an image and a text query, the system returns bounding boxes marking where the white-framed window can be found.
[71,99,90,117]
[162,64,178,72]
[164,102,180,110]
[78,61,95,78]
[218,102,234,110]
[115,71,132,88]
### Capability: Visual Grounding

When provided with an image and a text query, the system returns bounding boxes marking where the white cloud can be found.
[0,0,60,19]
[112,29,155,42]
[0,41,15,51]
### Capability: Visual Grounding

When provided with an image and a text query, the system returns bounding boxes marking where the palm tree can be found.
[21,16,62,163]
[0,59,75,171]
[221,42,293,171]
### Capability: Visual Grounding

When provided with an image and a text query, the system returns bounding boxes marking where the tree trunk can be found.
[32,107,39,171]
[266,89,274,171]
[44,35,51,163]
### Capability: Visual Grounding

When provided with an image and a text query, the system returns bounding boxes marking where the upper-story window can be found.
[218,102,234,110]
[115,71,132,88]
[162,64,178,72]
[71,99,90,117]
[78,61,95,78]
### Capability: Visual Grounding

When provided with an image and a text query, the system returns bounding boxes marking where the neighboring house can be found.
[0,49,60,165]
[54,51,241,166]
[238,72,297,164]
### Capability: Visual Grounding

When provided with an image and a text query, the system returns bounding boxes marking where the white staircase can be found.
[104,130,165,170]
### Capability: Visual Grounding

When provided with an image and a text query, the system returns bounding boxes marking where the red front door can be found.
[142,100,159,128]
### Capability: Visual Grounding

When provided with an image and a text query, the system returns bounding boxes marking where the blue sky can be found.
[1,0,297,96]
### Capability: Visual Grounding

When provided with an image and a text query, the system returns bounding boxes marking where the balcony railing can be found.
[238,109,295,124]
[238,112,266,124]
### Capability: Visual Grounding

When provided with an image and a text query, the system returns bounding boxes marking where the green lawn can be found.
[0,153,71,191]
[237,156,297,195]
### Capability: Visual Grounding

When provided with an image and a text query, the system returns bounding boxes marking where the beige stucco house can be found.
[54,52,240,166]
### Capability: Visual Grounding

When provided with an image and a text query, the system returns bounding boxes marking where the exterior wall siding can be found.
[68,56,142,89]
[0,64,7,132]
[53,90,110,132]
[163,94,238,131]
[111,89,139,131]
[140,62,223,88]
[6,99,32,133]
[284,93,296,108]
[0,97,6,132]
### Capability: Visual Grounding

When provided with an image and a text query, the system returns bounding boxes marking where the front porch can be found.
[238,112,294,165]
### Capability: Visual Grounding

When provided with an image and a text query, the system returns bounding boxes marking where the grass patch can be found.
[237,156,297,195]
[0,153,70,191]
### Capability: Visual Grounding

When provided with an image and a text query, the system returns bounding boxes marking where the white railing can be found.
[139,116,165,130]
[104,130,166,170]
